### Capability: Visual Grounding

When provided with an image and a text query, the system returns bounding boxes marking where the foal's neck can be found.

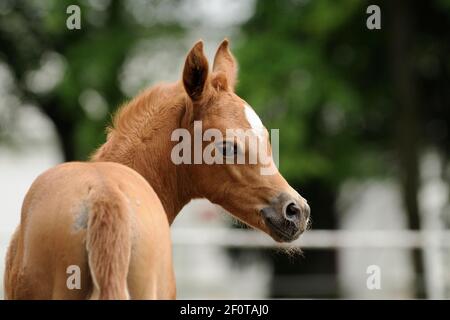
[91,83,196,223]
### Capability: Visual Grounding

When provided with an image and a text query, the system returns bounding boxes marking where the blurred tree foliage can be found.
[0,0,183,159]
[236,0,450,185]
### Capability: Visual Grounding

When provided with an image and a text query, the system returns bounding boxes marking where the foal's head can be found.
[179,40,310,242]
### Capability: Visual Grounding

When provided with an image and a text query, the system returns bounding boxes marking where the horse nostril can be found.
[284,202,301,220]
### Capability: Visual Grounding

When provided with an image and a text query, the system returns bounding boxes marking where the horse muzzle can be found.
[260,192,310,242]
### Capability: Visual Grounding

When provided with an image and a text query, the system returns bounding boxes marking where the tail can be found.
[86,185,131,300]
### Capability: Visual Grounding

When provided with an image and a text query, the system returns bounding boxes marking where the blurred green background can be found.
[0,0,449,298]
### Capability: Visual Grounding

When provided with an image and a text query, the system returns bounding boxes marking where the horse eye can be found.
[217,141,238,157]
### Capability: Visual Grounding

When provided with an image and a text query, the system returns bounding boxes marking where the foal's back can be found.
[4,162,175,299]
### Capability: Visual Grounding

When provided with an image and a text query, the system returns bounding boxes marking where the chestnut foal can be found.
[4,40,310,299]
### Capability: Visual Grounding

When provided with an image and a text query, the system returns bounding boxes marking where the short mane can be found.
[110,82,184,138]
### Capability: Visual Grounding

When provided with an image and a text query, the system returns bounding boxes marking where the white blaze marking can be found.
[244,104,265,139]
[243,103,279,175]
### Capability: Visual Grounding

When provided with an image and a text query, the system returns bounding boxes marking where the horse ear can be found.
[213,39,237,91]
[183,41,209,101]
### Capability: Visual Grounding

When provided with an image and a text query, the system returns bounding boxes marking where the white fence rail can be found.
[171,228,450,249]
[172,228,450,298]
[1,229,449,298]
[3,229,448,248]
